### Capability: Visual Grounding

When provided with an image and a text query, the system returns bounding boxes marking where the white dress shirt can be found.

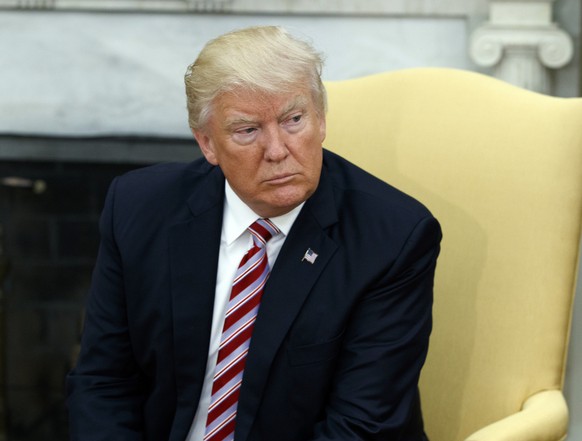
[186,181,303,441]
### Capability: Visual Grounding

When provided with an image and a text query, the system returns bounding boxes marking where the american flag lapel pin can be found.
[302,248,318,264]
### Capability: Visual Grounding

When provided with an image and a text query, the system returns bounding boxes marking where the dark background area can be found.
[0,159,143,440]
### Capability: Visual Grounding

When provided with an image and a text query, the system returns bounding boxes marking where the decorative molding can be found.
[0,136,200,164]
[470,0,574,94]
[470,26,573,68]
[0,0,489,15]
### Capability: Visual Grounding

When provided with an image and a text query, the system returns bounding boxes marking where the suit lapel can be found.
[235,165,339,441]
[168,164,225,439]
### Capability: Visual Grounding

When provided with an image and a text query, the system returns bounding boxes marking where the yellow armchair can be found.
[324,68,582,441]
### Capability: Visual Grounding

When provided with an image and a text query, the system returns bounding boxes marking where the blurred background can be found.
[0,0,580,439]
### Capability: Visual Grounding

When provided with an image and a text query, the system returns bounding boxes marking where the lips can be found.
[265,173,297,184]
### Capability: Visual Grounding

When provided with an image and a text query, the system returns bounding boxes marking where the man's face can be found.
[193,86,326,218]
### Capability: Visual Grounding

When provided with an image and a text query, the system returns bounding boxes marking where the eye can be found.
[289,114,302,124]
[283,113,304,132]
[282,112,305,135]
[237,127,256,135]
[231,126,258,145]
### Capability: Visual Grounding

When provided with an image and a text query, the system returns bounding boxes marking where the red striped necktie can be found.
[204,218,281,441]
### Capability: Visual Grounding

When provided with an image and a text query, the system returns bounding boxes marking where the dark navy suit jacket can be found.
[66,149,441,441]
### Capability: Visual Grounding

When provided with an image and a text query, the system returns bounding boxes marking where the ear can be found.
[192,128,218,165]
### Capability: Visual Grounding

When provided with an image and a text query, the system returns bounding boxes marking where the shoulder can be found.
[319,149,441,273]
[102,157,221,230]
[321,149,435,224]
[115,157,212,193]
[110,157,213,205]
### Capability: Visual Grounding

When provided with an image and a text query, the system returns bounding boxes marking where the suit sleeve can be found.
[65,178,145,441]
[310,215,442,440]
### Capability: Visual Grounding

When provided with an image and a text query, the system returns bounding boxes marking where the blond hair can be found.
[184,26,326,131]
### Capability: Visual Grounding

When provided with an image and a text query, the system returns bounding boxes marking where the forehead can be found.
[212,87,313,122]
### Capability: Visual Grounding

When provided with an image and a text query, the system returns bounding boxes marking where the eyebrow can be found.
[279,96,309,117]
[224,116,256,130]
[223,95,310,130]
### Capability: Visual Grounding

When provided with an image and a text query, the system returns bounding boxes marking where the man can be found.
[66,26,441,441]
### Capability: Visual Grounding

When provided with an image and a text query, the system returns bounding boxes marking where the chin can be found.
[253,184,315,216]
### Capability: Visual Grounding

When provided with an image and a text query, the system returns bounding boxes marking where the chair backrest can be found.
[324,68,582,441]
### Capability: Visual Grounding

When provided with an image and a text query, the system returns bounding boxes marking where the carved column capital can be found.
[469,0,574,94]
[470,25,574,69]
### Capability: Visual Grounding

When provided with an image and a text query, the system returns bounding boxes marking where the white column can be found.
[470,0,573,94]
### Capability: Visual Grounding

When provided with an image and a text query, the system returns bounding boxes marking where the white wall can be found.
[554,0,581,97]
[0,11,469,137]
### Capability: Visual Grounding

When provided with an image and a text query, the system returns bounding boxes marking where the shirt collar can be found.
[222,180,304,245]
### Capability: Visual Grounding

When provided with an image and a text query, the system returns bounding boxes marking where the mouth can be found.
[265,173,297,185]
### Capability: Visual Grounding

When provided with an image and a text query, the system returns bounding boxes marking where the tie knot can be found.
[249,218,280,247]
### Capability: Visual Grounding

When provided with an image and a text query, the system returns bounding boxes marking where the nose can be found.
[262,125,289,162]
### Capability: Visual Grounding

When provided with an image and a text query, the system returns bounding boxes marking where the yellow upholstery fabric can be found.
[324,68,582,441]
[466,390,568,441]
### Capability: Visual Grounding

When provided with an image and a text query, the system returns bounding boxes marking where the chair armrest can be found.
[465,390,568,441]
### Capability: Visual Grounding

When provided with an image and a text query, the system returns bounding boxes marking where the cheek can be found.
[311,153,323,179]
[305,137,324,167]
[223,152,263,182]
